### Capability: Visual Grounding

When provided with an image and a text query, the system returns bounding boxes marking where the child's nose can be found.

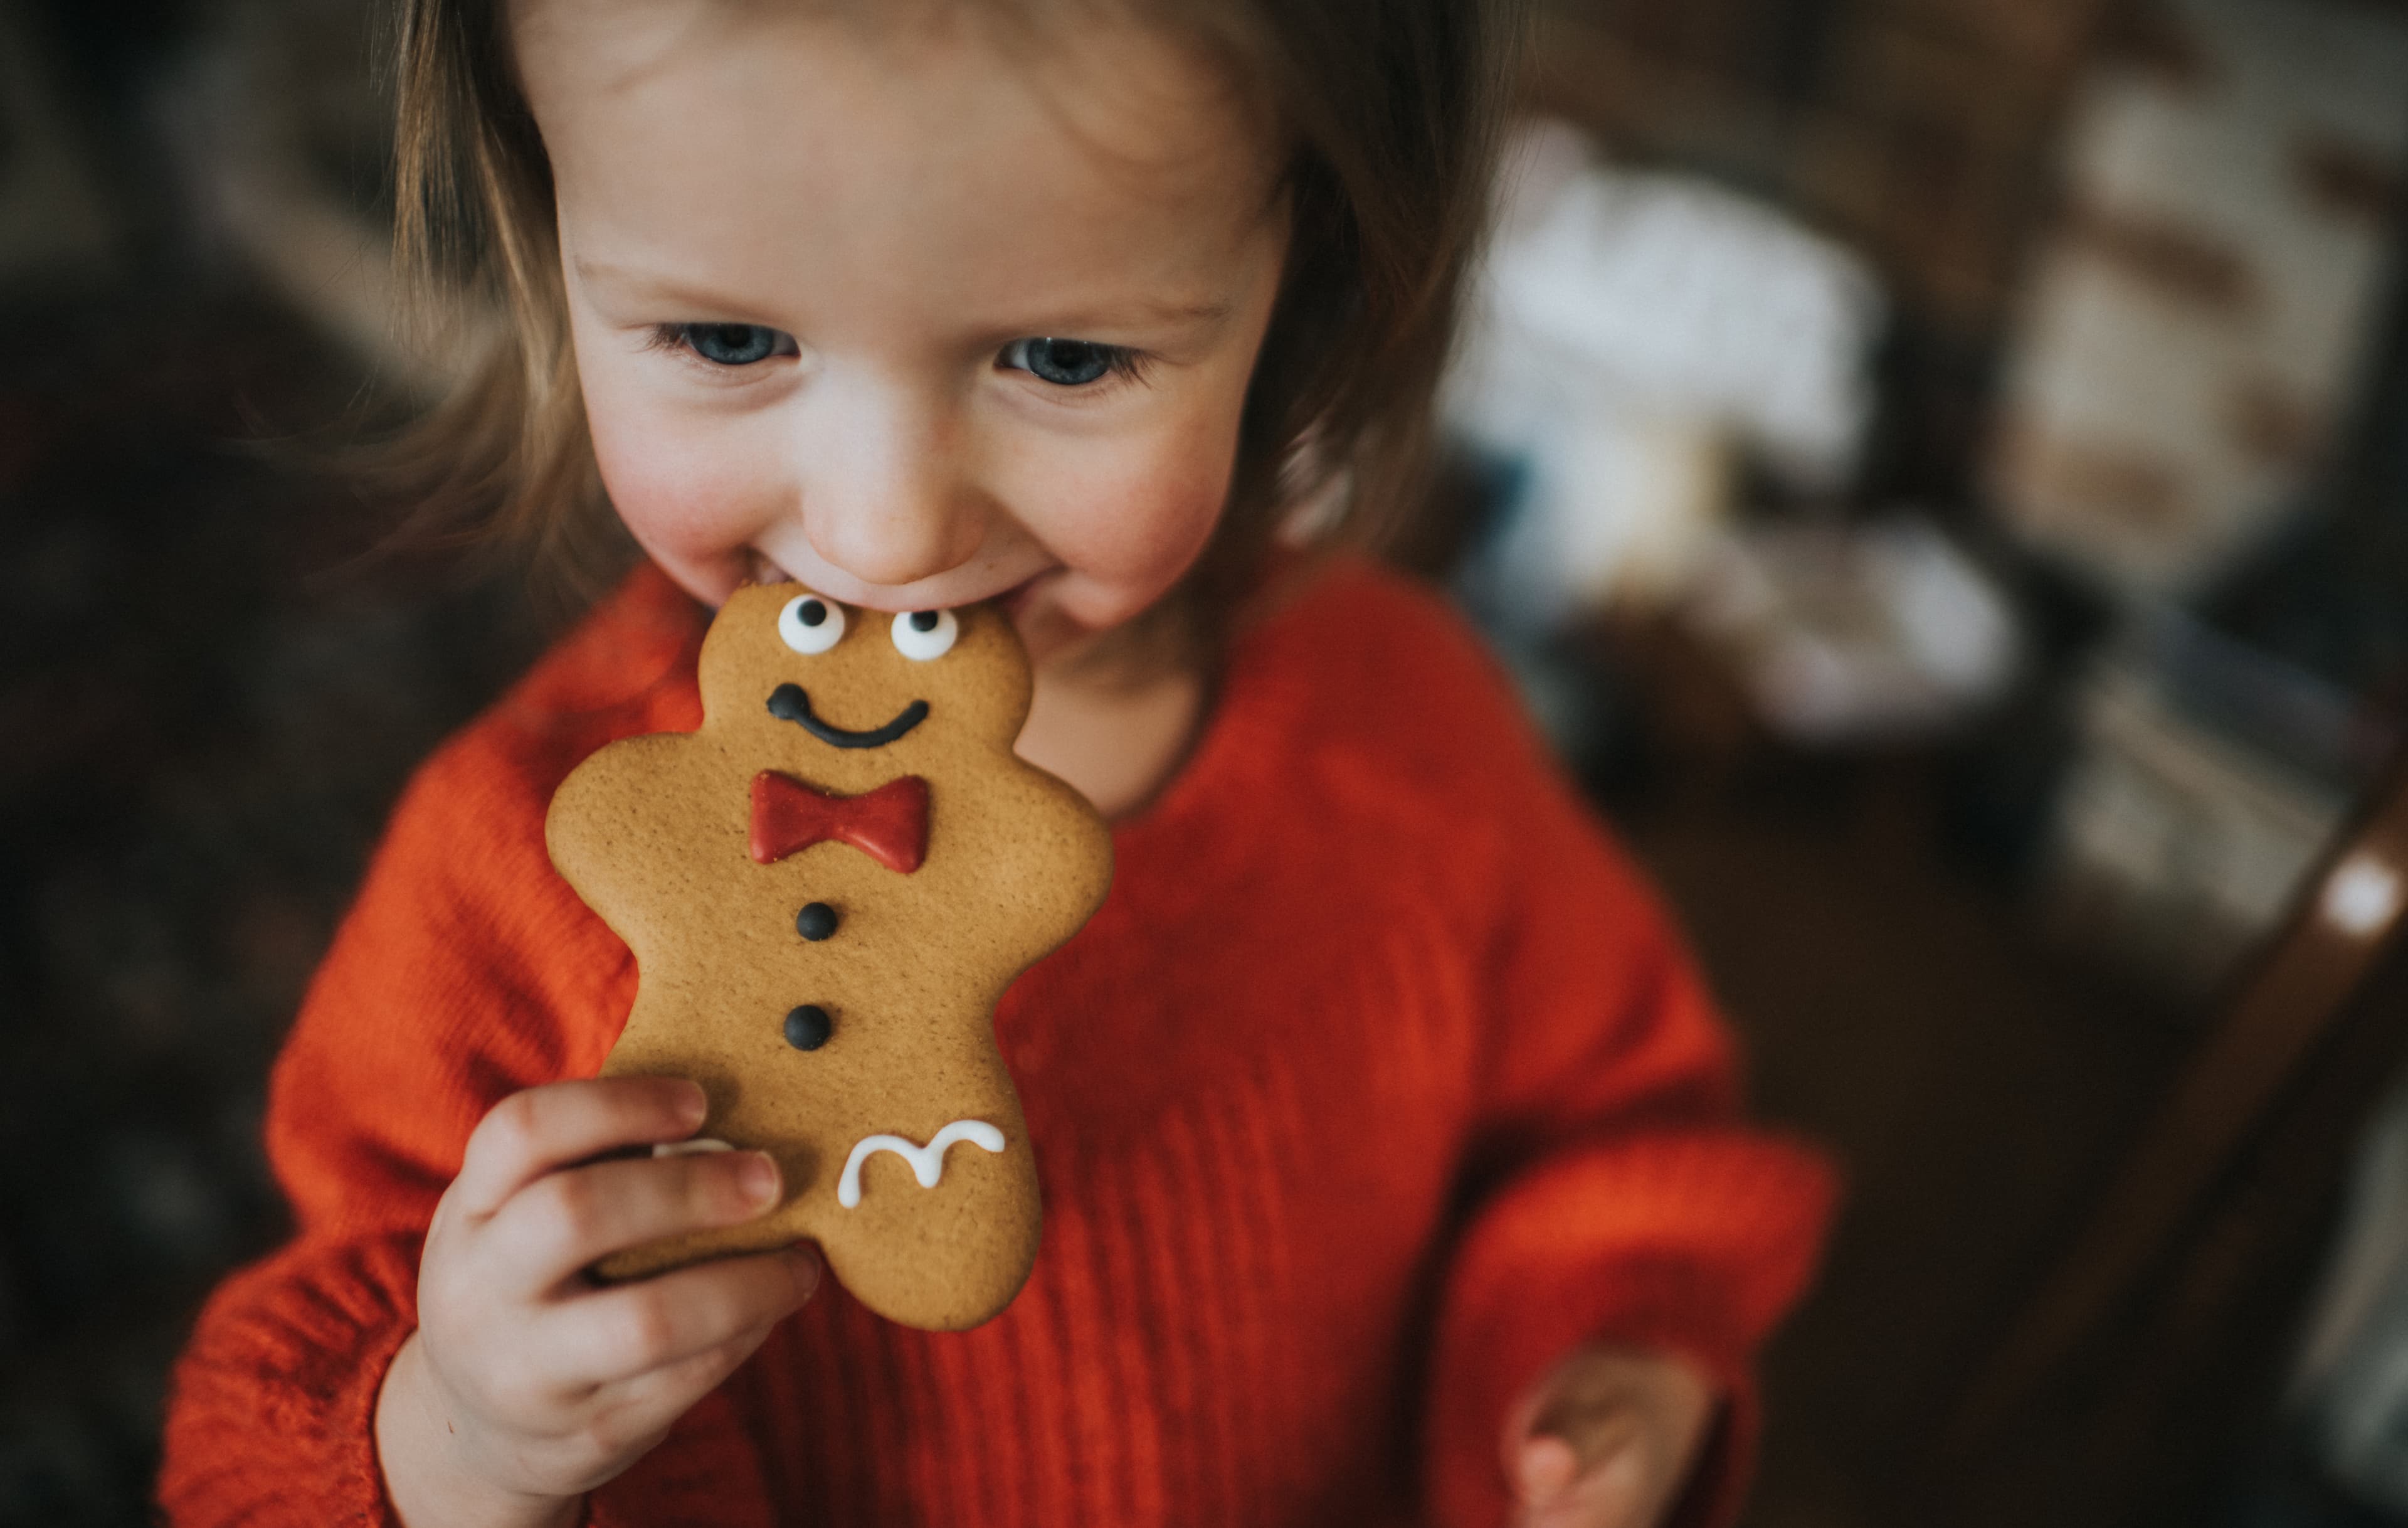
[797,380,988,588]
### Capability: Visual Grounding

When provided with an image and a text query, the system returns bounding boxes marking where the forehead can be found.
[510,0,1282,323]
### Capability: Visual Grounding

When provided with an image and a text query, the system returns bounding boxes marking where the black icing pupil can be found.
[784,1004,832,1051]
[1025,338,1111,386]
[798,599,827,627]
[689,323,779,366]
[910,610,939,632]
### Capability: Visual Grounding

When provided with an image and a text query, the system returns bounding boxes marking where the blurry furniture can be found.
[2037,618,2363,1002]
[0,0,120,284]
[1931,748,2408,1524]
[1526,0,2120,337]
[1987,0,2408,597]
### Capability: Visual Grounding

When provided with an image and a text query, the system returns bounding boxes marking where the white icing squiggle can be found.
[837,1120,1005,1209]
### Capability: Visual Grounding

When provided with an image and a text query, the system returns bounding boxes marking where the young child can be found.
[160,1,1835,1525]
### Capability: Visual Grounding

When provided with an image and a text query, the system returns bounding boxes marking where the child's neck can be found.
[1015,657,1206,822]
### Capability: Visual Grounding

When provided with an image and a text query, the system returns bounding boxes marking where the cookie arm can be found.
[1419,764,1836,1528]
[159,733,781,1528]
[542,733,688,943]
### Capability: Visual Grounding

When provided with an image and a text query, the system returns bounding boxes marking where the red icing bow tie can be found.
[749,772,930,874]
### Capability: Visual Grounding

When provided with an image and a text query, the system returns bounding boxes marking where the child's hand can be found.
[375,1077,821,1528]
[1501,1344,1718,1528]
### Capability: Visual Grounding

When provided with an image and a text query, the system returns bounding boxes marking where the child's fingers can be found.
[453,1078,708,1218]
[619,1310,787,1408]
[1515,1434,1581,1507]
[1516,1441,1648,1528]
[1502,1347,1718,1527]
[532,1315,791,1483]
[542,1246,820,1391]
[488,1148,785,1296]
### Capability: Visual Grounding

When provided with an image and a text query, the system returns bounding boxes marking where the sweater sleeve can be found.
[157,695,779,1526]
[1420,744,1837,1528]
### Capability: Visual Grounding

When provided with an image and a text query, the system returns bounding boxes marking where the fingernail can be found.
[786,1244,822,1300]
[675,1082,709,1125]
[737,1152,780,1204]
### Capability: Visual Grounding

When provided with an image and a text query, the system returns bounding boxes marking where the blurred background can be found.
[1,0,2405,1522]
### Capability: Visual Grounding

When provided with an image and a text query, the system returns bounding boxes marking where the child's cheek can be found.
[1126,446,1235,580]
[1130,401,1247,566]
[1035,422,1237,633]
[584,384,779,592]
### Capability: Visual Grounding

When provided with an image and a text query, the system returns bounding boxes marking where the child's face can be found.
[512,0,1293,665]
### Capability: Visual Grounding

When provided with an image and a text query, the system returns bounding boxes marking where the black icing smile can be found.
[767,684,929,749]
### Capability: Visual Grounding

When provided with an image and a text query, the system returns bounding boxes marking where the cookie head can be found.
[701,584,1031,768]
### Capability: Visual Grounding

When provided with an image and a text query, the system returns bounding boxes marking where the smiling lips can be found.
[766,682,929,749]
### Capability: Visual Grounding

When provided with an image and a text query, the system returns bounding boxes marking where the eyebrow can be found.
[573,258,1233,333]
[574,259,774,317]
[1033,297,1235,334]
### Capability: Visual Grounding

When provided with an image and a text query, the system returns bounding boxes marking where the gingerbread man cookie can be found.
[545,584,1112,1330]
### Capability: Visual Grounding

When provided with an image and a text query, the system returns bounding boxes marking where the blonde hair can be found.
[385,0,1523,652]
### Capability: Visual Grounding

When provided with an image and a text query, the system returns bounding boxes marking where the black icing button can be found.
[795,902,839,942]
[783,1004,833,1051]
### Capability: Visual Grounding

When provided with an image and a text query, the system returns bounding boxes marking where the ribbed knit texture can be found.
[159,558,1834,1528]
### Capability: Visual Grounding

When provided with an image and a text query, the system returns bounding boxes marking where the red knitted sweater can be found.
[159,558,1833,1528]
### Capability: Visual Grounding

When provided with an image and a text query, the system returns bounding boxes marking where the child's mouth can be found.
[994,575,1045,621]
[745,550,792,590]
[749,550,1048,622]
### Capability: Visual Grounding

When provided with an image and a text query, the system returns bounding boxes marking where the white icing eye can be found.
[778,594,845,654]
[890,608,959,661]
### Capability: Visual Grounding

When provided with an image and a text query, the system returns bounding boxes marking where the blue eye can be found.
[679,323,793,366]
[1001,337,1131,386]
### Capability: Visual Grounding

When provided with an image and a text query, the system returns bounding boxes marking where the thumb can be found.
[1518,1436,1650,1528]
[1516,1435,1581,1507]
